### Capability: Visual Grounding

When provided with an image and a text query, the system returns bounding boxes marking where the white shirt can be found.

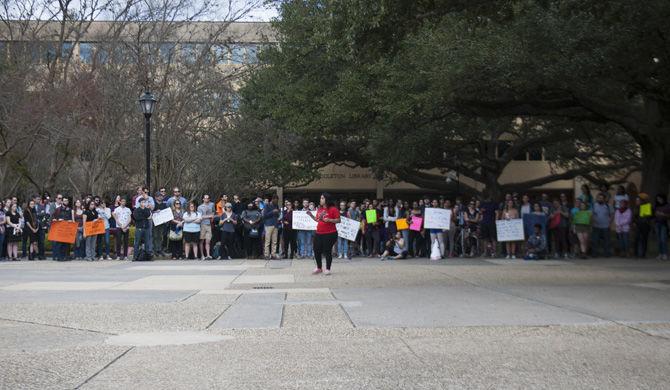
[113,206,131,229]
[96,207,112,229]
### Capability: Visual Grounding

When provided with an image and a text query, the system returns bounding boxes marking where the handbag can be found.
[169,228,183,241]
[248,227,260,238]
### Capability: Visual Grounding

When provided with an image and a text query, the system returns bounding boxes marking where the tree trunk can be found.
[482,171,502,200]
[638,137,670,198]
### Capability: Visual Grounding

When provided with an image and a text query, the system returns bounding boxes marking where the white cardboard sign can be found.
[336,216,360,241]
[496,219,525,242]
[424,208,452,230]
[151,208,174,226]
[292,210,317,231]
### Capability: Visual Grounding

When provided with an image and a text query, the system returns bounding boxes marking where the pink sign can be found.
[410,217,423,231]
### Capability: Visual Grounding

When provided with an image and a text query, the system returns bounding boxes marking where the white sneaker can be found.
[505,255,511,259]
[511,255,516,259]
[324,269,331,275]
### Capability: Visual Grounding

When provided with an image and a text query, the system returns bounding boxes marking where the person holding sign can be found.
[336,201,350,259]
[82,201,99,261]
[499,199,520,259]
[363,204,381,257]
[306,193,340,275]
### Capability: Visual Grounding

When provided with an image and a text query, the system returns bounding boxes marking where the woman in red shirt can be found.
[307,193,340,275]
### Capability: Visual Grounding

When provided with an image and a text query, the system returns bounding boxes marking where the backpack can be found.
[133,248,153,262]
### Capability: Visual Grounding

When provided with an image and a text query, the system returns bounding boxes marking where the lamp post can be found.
[138,91,157,193]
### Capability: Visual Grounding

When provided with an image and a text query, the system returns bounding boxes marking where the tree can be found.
[0,0,274,199]
[242,0,657,197]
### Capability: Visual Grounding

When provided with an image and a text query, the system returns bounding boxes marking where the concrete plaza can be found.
[1,256,669,389]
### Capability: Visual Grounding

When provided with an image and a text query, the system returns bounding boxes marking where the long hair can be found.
[321,192,336,208]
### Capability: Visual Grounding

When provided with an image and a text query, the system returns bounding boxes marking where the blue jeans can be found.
[134,227,153,255]
[657,223,668,256]
[591,227,611,257]
[74,229,86,258]
[298,230,313,257]
[337,237,349,257]
[617,232,629,255]
[0,233,4,259]
[97,229,110,257]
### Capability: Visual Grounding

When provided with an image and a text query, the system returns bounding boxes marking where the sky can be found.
[235,1,280,21]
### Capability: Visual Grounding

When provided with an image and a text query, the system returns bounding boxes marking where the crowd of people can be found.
[0,184,668,269]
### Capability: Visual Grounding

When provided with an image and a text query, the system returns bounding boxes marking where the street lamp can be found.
[138,91,157,192]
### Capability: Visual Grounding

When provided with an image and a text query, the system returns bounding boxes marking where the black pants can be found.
[244,234,261,258]
[314,232,337,270]
[220,231,235,258]
[636,223,651,258]
[115,229,129,258]
[282,229,296,259]
[170,239,183,258]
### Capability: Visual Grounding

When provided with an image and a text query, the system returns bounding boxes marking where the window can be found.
[160,43,176,62]
[245,44,258,64]
[180,44,198,64]
[214,45,229,64]
[528,148,543,161]
[61,42,73,59]
[79,43,93,64]
[231,44,244,64]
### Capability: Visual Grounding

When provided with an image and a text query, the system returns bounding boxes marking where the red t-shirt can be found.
[316,206,340,235]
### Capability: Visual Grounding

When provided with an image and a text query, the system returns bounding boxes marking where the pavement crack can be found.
[279,292,287,328]
[331,290,357,328]
[74,346,134,389]
[204,294,241,329]
[0,317,117,336]
[178,290,200,303]
[398,337,425,364]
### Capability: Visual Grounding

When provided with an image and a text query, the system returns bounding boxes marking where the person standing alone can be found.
[307,193,340,275]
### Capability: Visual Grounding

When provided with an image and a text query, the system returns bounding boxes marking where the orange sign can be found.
[396,218,409,231]
[84,219,105,237]
[48,221,78,244]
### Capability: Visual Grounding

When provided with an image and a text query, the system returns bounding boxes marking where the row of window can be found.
[0,41,267,65]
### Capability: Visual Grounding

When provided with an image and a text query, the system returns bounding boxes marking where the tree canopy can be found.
[242,0,668,197]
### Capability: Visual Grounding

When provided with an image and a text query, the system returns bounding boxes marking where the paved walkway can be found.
[1,257,669,389]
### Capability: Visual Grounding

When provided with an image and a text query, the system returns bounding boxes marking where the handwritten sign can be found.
[292,210,317,230]
[48,220,78,244]
[152,207,174,226]
[496,219,525,242]
[365,209,377,224]
[84,219,105,237]
[424,208,452,230]
[410,216,423,231]
[395,218,409,231]
[336,216,360,241]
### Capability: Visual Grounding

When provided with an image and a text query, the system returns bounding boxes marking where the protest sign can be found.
[152,208,174,226]
[424,208,452,230]
[336,216,360,241]
[365,209,377,224]
[48,220,78,244]
[409,217,423,231]
[292,210,317,230]
[84,219,105,237]
[395,218,409,231]
[496,219,525,242]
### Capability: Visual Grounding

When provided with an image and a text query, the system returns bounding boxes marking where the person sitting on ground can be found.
[525,224,547,260]
[380,232,408,260]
